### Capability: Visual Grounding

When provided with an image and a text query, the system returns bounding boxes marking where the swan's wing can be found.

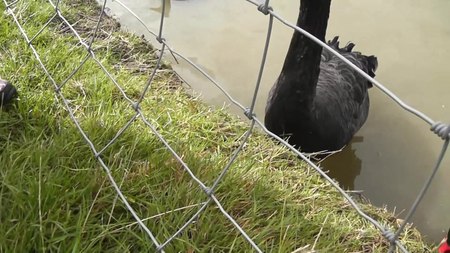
[312,42,376,145]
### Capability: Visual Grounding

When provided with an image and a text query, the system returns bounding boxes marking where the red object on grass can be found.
[438,229,450,253]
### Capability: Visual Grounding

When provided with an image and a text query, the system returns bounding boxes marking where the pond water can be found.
[102,0,450,243]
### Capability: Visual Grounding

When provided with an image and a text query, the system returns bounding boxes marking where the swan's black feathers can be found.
[265,36,378,152]
[345,43,355,52]
[314,37,375,147]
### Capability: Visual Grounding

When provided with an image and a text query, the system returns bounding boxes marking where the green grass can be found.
[0,0,432,252]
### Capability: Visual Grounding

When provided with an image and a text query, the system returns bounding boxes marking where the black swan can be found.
[264,0,378,153]
[0,78,17,107]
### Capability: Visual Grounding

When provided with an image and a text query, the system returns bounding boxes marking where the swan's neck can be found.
[280,0,331,99]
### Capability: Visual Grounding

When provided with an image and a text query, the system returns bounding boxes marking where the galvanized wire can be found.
[3,0,449,252]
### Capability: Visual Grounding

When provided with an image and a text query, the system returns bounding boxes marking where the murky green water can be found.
[103,0,450,242]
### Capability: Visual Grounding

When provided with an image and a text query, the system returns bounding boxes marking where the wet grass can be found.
[0,0,433,252]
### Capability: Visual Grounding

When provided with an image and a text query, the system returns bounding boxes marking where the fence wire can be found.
[3,0,449,252]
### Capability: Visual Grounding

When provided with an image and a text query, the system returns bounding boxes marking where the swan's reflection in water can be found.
[320,137,363,190]
[150,0,171,17]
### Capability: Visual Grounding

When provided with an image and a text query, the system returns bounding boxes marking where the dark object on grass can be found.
[0,78,18,107]
[439,228,450,253]
[264,0,378,152]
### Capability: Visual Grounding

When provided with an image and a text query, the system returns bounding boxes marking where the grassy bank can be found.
[0,0,431,252]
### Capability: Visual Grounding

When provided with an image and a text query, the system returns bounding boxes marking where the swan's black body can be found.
[265,0,377,152]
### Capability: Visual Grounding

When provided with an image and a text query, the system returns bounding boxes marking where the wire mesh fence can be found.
[2,0,449,252]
